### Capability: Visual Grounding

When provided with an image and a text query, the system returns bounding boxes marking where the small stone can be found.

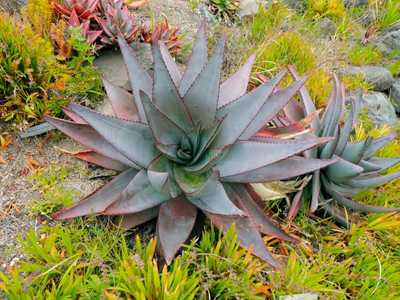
[390,79,400,113]
[279,293,319,300]
[344,0,368,7]
[348,92,398,126]
[238,0,260,18]
[319,17,336,36]
[282,0,306,11]
[341,66,394,91]
[380,30,400,53]
[94,43,152,90]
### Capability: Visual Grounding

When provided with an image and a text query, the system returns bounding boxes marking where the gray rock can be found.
[348,92,398,126]
[344,0,368,7]
[390,79,400,113]
[280,294,319,300]
[197,4,218,23]
[385,22,400,33]
[359,9,376,26]
[341,66,394,91]
[282,0,306,11]
[238,0,260,17]
[94,43,152,90]
[319,17,336,36]
[380,30,400,53]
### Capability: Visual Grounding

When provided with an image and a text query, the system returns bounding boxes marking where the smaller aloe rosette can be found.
[281,66,400,225]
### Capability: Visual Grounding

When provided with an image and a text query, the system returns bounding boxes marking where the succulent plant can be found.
[283,66,400,226]
[45,25,335,267]
[97,0,139,45]
[140,19,181,55]
[53,0,100,21]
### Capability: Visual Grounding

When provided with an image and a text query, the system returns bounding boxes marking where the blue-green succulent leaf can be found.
[324,156,364,183]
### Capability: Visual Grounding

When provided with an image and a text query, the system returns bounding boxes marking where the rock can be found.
[359,9,376,26]
[380,30,400,54]
[94,43,152,90]
[344,0,368,7]
[341,66,394,91]
[390,79,400,113]
[385,22,400,33]
[282,0,306,11]
[348,92,398,126]
[279,293,319,300]
[238,0,260,17]
[319,17,336,36]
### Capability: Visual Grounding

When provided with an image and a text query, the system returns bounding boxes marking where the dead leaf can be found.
[125,0,148,9]
[0,156,5,164]
[0,132,12,149]
[26,157,40,171]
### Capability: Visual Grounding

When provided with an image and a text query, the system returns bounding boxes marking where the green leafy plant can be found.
[0,13,60,123]
[374,0,400,30]
[348,43,383,66]
[283,66,400,226]
[305,0,346,20]
[45,24,334,267]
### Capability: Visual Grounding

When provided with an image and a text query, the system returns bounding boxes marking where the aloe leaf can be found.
[283,99,305,123]
[159,41,181,88]
[227,184,298,242]
[173,165,210,194]
[216,137,332,178]
[53,169,137,220]
[45,116,138,169]
[103,79,138,121]
[214,70,286,147]
[116,207,159,230]
[347,170,400,189]
[325,156,364,183]
[118,36,152,122]
[320,75,344,137]
[148,156,181,197]
[74,150,128,171]
[155,143,186,164]
[319,132,339,159]
[141,91,187,145]
[363,133,397,159]
[324,178,400,212]
[287,65,319,130]
[19,122,55,138]
[288,190,303,221]
[362,157,400,173]
[310,170,320,212]
[341,138,372,164]
[68,103,159,168]
[320,201,350,228]
[220,156,337,182]
[320,173,361,197]
[103,170,171,215]
[63,107,86,124]
[240,75,306,139]
[157,197,197,264]
[335,96,360,156]
[186,177,244,216]
[179,22,207,96]
[153,42,193,131]
[206,212,281,268]
[183,36,225,128]
[184,148,226,174]
[218,54,256,107]
[190,119,224,164]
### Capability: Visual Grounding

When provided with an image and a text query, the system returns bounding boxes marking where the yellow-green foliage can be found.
[306,0,346,20]
[341,74,373,91]
[387,59,400,77]
[254,32,331,107]
[373,0,400,30]
[250,3,290,43]
[348,44,383,65]
[0,13,60,123]
[22,0,54,37]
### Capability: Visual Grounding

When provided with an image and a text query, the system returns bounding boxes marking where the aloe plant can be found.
[53,0,100,21]
[45,24,335,267]
[283,66,400,226]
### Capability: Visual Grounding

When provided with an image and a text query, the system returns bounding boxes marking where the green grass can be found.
[348,44,383,65]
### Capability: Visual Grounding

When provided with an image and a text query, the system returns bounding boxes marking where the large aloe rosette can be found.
[45,24,335,267]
